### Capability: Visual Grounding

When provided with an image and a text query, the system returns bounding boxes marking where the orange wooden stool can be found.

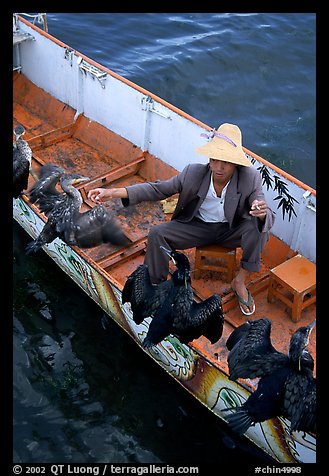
[194,244,236,282]
[267,254,316,323]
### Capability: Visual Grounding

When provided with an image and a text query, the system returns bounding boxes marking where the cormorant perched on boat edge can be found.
[139,246,224,348]
[13,124,33,198]
[224,318,316,435]
[25,170,129,254]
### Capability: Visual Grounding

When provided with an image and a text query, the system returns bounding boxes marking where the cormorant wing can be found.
[29,163,64,209]
[226,318,288,380]
[25,192,80,253]
[122,264,172,324]
[142,299,174,349]
[38,193,67,216]
[283,372,316,433]
[73,205,129,247]
[13,157,30,198]
[39,163,64,179]
[44,194,78,239]
[122,264,154,324]
[25,212,62,254]
[176,294,224,344]
[225,366,290,435]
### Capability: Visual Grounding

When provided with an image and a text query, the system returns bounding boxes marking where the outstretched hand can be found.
[249,199,267,220]
[87,187,128,204]
[87,188,108,203]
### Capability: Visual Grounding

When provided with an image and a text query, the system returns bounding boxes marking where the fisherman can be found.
[88,123,275,316]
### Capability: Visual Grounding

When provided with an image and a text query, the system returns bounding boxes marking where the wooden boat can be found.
[13,14,316,463]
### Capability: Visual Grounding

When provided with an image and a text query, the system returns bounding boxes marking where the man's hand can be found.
[87,187,128,203]
[87,188,109,203]
[250,199,267,220]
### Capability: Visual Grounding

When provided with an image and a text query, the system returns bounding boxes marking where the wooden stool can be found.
[194,244,236,281]
[267,254,316,323]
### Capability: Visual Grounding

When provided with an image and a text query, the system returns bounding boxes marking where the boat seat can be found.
[267,254,316,323]
[194,244,237,282]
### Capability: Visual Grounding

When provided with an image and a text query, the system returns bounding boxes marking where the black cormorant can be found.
[25,172,129,254]
[224,318,316,435]
[141,247,224,348]
[13,124,33,198]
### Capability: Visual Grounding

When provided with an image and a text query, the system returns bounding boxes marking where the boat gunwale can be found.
[17,15,316,198]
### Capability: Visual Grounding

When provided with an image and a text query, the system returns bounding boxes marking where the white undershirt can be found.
[196,176,229,223]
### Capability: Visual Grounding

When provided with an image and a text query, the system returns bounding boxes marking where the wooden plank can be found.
[81,154,146,192]
[27,114,83,151]
[96,237,147,269]
[78,154,147,208]
[31,153,46,166]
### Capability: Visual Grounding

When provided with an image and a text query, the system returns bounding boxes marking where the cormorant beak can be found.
[304,320,316,349]
[73,176,90,185]
[160,245,176,264]
[307,319,316,334]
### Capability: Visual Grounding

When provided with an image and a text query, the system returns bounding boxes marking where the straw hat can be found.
[195,123,252,167]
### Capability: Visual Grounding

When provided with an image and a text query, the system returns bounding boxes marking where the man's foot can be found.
[231,279,255,316]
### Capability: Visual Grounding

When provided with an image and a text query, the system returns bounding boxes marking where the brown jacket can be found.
[123,163,274,233]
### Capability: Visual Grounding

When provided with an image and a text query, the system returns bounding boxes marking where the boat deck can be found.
[13,72,316,383]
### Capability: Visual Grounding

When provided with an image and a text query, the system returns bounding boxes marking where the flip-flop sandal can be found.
[232,288,256,316]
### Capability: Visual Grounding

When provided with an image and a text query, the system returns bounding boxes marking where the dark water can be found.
[13,12,316,465]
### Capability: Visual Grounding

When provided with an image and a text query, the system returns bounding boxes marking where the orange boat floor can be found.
[14,72,316,384]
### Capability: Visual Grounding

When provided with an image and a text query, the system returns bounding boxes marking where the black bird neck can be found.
[16,136,26,151]
[61,183,82,203]
[15,135,32,161]
[289,334,313,372]
[290,349,314,373]
[172,266,191,285]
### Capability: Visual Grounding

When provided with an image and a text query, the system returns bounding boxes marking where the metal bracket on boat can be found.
[64,47,74,66]
[13,32,35,73]
[303,190,316,212]
[141,96,171,120]
[77,56,107,88]
[13,14,37,72]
